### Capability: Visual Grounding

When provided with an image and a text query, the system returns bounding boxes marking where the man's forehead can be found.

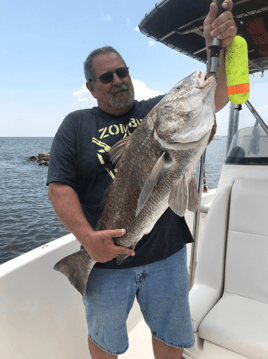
[93,52,124,73]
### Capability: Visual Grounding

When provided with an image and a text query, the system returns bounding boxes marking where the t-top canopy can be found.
[138,0,268,75]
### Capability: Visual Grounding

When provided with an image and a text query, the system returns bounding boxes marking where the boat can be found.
[1,0,268,358]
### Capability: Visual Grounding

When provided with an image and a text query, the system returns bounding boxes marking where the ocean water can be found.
[0,136,227,265]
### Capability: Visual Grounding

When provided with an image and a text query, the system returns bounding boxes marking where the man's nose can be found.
[112,72,123,86]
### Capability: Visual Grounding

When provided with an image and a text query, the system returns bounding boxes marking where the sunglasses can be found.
[90,67,129,84]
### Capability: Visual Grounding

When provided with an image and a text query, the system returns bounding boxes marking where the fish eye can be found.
[176,86,181,90]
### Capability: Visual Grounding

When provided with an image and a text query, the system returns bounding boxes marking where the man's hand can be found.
[48,183,135,263]
[84,228,135,263]
[204,0,237,49]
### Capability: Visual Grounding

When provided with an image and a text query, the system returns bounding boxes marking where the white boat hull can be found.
[0,187,218,359]
[0,234,145,358]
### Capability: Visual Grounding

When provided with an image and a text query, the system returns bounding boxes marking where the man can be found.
[47,2,237,358]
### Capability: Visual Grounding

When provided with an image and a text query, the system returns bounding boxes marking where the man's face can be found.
[87,52,134,115]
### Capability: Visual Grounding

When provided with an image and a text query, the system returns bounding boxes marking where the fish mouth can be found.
[196,71,216,89]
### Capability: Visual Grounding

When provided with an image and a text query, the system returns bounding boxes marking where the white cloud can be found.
[149,41,156,47]
[73,84,97,107]
[126,18,131,27]
[132,79,164,101]
[258,101,268,114]
[100,13,112,22]
[73,80,164,107]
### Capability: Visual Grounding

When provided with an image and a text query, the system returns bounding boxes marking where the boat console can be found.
[184,127,268,359]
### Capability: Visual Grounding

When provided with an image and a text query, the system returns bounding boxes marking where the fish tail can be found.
[53,250,96,298]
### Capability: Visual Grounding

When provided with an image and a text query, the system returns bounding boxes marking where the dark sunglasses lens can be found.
[99,67,129,84]
[116,67,129,79]
[100,72,113,84]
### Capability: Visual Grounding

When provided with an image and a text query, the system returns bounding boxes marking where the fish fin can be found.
[169,175,188,217]
[53,250,96,298]
[116,253,128,265]
[136,152,168,217]
[108,136,130,164]
[116,245,135,265]
[187,176,199,212]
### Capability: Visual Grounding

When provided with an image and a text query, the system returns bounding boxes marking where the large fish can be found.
[54,70,216,297]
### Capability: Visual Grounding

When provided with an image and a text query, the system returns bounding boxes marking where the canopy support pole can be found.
[189,150,206,290]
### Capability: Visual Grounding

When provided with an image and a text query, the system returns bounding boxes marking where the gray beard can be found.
[109,85,134,109]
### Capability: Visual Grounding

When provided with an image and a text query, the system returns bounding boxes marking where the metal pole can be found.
[226,103,240,155]
[189,149,206,290]
[226,103,235,155]
[245,100,268,135]
[232,107,239,140]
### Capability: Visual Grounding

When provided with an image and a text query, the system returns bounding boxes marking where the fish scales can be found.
[98,138,186,248]
[100,133,157,224]
[53,70,216,297]
[97,123,163,242]
[121,149,195,243]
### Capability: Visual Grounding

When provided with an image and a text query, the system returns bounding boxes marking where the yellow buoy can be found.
[225,36,250,105]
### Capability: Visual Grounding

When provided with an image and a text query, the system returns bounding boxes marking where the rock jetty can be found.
[29,152,50,166]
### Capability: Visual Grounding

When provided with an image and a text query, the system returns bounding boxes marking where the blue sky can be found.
[1,0,268,137]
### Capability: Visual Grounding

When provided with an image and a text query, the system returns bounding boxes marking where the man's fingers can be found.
[205,1,233,26]
[95,229,135,256]
[212,1,234,17]
[212,12,234,30]
[115,246,135,257]
[222,0,234,12]
[205,1,237,48]
[98,228,127,238]
[204,2,217,26]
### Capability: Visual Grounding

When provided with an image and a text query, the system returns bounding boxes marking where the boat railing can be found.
[189,98,268,289]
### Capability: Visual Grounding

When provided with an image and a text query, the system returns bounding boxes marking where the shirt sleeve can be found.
[152,94,165,105]
[46,113,79,190]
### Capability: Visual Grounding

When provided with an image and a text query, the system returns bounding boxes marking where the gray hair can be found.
[84,46,127,85]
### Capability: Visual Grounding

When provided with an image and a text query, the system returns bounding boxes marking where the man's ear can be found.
[86,81,97,98]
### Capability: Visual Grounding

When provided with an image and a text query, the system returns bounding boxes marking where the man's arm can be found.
[204,0,237,113]
[48,182,135,262]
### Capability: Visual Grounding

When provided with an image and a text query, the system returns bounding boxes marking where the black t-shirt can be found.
[46,96,193,269]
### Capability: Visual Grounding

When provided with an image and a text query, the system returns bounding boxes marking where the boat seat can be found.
[189,178,268,359]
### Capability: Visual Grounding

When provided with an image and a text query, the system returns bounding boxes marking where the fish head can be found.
[155,71,216,143]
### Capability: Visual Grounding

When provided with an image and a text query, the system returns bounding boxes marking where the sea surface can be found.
[0,136,227,265]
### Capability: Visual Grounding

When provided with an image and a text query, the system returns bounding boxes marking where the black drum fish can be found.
[54,70,216,297]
